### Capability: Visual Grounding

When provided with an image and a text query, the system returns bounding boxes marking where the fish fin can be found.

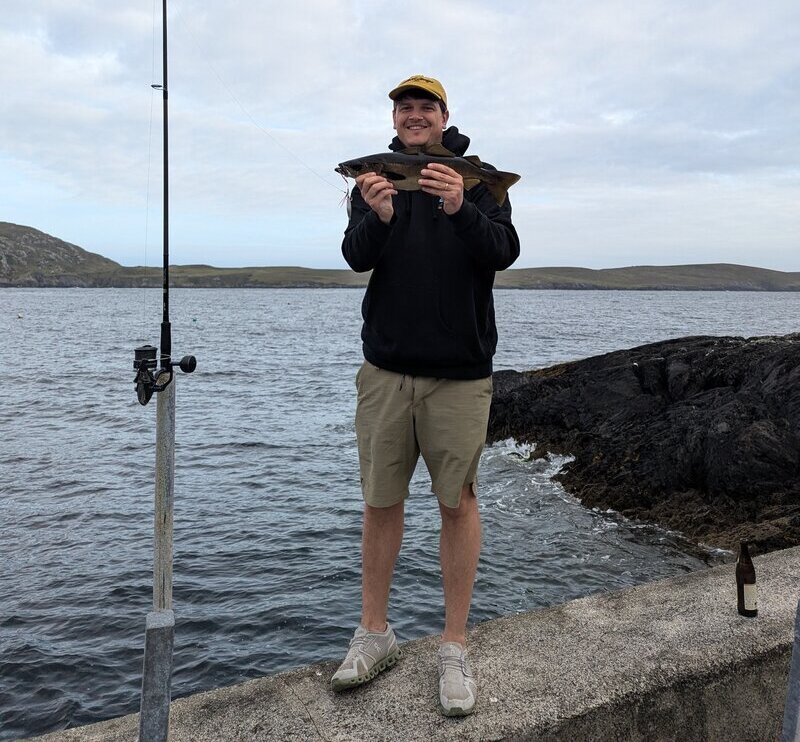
[423,143,455,157]
[401,146,423,155]
[484,171,521,205]
[463,155,483,166]
[463,177,481,191]
[391,175,422,191]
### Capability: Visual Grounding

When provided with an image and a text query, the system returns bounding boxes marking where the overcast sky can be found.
[2,0,798,270]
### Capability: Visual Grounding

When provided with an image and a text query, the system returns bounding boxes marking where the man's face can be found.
[392,94,449,148]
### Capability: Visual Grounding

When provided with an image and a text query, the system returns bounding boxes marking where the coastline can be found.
[489,333,800,555]
[3,270,800,291]
[3,223,799,291]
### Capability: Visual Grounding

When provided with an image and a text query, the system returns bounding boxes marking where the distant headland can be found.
[2,221,799,290]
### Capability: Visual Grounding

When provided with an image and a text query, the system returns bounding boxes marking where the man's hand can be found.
[356,172,397,225]
[419,163,463,215]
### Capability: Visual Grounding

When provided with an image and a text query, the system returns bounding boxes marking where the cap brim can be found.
[389,84,445,103]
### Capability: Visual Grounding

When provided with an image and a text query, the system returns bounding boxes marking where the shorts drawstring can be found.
[398,374,418,393]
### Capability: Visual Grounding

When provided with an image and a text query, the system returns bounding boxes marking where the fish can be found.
[335,144,521,206]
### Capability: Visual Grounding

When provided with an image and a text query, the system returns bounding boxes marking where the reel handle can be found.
[173,355,197,374]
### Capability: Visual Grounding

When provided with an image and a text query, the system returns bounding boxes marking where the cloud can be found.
[1,0,798,269]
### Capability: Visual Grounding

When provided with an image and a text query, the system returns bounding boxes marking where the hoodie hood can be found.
[389,126,471,157]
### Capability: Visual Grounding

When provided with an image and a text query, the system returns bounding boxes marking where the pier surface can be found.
[34,547,799,741]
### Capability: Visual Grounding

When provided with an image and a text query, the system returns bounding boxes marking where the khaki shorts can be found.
[355,361,493,509]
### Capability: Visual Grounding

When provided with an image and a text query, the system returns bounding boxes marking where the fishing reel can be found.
[134,344,197,406]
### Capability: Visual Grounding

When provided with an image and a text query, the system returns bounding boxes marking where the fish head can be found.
[336,152,429,192]
[335,157,386,180]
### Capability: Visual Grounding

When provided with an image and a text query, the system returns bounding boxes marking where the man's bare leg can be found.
[360,500,405,632]
[439,484,481,646]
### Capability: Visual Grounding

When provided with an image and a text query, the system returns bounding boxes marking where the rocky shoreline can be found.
[488,334,800,556]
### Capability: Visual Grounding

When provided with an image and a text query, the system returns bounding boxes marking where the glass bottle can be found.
[736,542,757,618]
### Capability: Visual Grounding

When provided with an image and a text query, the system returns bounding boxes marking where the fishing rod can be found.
[133,0,196,403]
[133,2,195,739]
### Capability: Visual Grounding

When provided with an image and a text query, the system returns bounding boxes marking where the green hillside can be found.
[2,222,799,290]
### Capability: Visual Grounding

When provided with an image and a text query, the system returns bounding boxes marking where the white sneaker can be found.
[437,642,477,716]
[331,624,401,691]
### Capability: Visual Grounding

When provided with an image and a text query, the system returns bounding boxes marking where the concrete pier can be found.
[34,546,799,741]
[138,610,175,742]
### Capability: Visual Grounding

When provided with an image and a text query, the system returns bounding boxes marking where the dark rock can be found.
[489,334,800,555]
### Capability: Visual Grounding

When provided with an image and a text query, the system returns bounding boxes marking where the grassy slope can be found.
[2,222,799,289]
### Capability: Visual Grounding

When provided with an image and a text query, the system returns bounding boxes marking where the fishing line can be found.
[137,1,350,343]
[141,0,160,334]
[142,89,156,334]
[169,1,345,195]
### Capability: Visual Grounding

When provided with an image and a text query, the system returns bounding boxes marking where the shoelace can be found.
[346,634,369,660]
[439,653,468,676]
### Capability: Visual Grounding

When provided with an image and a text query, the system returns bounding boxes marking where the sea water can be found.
[1,288,797,739]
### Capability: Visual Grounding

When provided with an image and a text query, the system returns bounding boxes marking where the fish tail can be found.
[485,170,521,206]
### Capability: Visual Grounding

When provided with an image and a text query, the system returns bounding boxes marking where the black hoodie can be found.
[341,127,520,379]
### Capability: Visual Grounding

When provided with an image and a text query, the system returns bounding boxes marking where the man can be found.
[332,74,520,716]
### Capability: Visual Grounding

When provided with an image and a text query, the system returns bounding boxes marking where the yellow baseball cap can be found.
[388,75,447,108]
